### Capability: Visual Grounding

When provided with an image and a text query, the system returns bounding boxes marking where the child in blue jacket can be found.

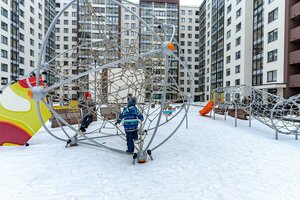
[115,97,144,154]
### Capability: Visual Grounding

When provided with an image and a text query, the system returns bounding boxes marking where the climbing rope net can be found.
[212,85,300,136]
[26,0,194,162]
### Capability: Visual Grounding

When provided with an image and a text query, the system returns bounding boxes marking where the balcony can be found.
[290,26,300,42]
[289,49,300,65]
[291,1,300,20]
[289,74,300,87]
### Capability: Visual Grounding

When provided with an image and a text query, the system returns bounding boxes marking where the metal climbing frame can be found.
[25,0,194,162]
[211,85,300,139]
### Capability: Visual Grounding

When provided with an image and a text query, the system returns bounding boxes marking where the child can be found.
[79,92,96,133]
[115,97,144,154]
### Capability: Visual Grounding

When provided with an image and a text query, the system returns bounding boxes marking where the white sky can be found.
[130,0,204,7]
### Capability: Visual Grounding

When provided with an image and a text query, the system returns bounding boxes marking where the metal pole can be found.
[249,105,252,127]
[185,105,188,129]
[224,105,227,120]
[213,106,216,120]
[235,104,237,127]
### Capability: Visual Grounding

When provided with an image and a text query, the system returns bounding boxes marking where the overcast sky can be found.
[130,0,204,7]
[180,0,204,6]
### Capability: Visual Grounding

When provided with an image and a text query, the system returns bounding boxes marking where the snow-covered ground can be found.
[1,105,300,200]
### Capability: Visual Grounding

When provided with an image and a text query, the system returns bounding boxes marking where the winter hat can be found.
[84,92,91,99]
[128,97,137,106]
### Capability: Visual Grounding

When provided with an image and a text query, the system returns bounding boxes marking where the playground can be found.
[1,0,300,199]
[1,105,300,200]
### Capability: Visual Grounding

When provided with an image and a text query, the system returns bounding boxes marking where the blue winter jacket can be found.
[117,104,144,132]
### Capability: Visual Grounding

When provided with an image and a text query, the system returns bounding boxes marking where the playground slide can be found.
[199,100,214,116]
[0,77,51,146]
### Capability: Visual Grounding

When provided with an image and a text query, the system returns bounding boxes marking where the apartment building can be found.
[199,0,287,101]
[140,0,179,101]
[198,1,206,101]
[284,0,300,97]
[179,6,200,101]
[54,1,78,100]
[0,0,55,86]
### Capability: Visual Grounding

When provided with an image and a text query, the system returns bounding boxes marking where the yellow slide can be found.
[0,77,51,146]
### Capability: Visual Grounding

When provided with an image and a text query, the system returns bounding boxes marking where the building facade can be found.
[179,6,200,101]
[199,0,287,101]
[140,0,179,101]
[284,0,300,97]
[0,0,55,85]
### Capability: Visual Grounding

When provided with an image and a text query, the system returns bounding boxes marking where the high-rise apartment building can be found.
[54,0,121,100]
[0,0,55,85]
[140,0,179,101]
[284,0,300,97]
[179,6,200,101]
[198,1,206,101]
[54,1,78,99]
[199,0,287,100]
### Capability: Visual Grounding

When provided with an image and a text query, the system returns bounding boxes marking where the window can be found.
[236,23,241,32]
[1,50,7,58]
[235,65,240,74]
[235,79,240,86]
[1,7,8,18]
[30,50,34,56]
[20,45,24,52]
[30,6,34,14]
[226,68,231,76]
[30,13,36,24]
[268,29,278,43]
[20,57,24,64]
[237,0,241,4]
[1,35,8,45]
[30,39,34,46]
[226,56,231,64]
[236,8,241,18]
[20,69,24,76]
[30,28,34,35]
[64,11,68,16]
[227,4,232,14]
[227,43,231,51]
[236,37,241,46]
[20,33,24,41]
[30,60,34,67]
[1,22,7,31]
[1,77,8,85]
[1,63,8,72]
[235,51,241,60]
[227,17,231,26]
[267,49,278,62]
[226,81,230,86]
[227,30,231,39]
[267,70,277,82]
[268,8,278,23]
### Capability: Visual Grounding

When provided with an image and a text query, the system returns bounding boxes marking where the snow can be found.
[1,105,300,200]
